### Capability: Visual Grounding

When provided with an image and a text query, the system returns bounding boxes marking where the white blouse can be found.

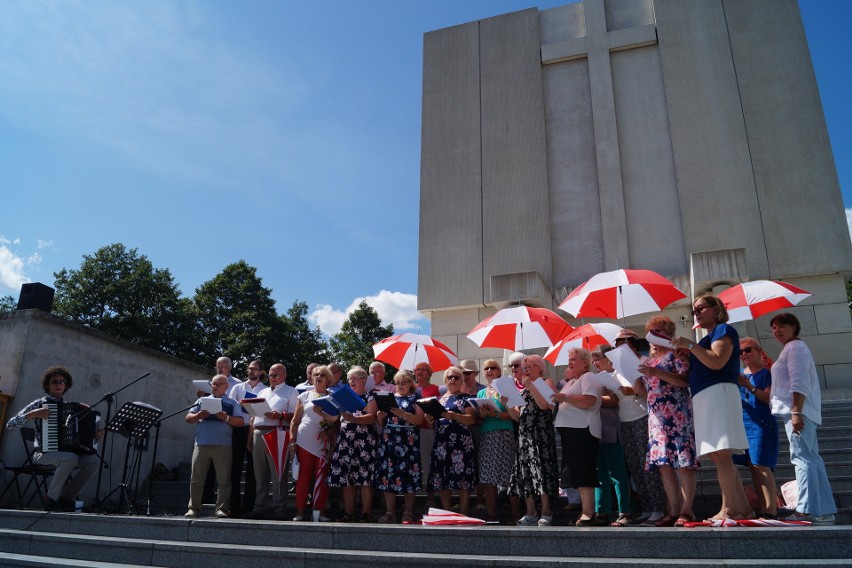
[770,339,823,425]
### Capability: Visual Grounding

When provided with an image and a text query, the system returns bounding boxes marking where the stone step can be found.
[2,552,165,568]
[0,511,850,566]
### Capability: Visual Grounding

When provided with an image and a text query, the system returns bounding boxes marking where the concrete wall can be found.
[0,310,209,504]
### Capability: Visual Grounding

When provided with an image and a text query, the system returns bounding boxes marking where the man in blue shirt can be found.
[185,374,245,518]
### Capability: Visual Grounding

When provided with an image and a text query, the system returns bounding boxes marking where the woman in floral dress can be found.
[636,315,699,527]
[375,369,424,524]
[426,366,477,516]
[509,354,559,527]
[327,366,379,522]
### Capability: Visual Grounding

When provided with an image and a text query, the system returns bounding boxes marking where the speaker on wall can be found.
[17,282,55,313]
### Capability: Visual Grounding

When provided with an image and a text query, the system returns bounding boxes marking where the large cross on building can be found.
[541,0,657,270]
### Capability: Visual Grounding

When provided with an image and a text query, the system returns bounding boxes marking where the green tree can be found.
[193,260,286,377]
[0,294,16,313]
[278,300,329,386]
[52,244,198,359]
[847,278,852,318]
[329,300,394,371]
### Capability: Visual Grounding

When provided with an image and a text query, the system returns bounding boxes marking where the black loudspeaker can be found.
[17,282,55,313]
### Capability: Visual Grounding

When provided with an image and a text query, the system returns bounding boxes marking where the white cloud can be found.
[0,245,28,291]
[37,239,53,249]
[846,208,852,241]
[310,290,425,336]
[0,236,45,294]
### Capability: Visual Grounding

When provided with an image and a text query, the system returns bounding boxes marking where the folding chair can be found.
[0,427,55,509]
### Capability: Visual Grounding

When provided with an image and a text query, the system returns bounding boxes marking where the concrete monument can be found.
[418,0,852,389]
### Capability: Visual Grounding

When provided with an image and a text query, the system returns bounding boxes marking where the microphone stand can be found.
[89,372,151,511]
[137,403,194,516]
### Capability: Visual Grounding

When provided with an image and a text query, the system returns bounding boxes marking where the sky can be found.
[0,0,850,338]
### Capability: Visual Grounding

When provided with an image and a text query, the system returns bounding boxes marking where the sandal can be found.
[591,514,609,526]
[401,512,415,524]
[674,514,695,527]
[575,516,594,527]
[360,512,373,523]
[610,514,632,527]
[653,514,678,527]
[377,512,396,524]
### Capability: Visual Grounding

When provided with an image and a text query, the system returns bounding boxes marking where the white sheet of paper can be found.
[469,398,499,413]
[193,380,212,394]
[200,397,222,414]
[492,376,526,408]
[240,398,273,418]
[531,377,557,403]
[645,331,672,348]
[605,344,646,383]
[590,371,627,391]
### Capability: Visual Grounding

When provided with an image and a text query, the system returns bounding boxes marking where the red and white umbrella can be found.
[559,269,686,320]
[467,306,572,351]
[544,323,624,365]
[718,280,812,323]
[261,427,291,482]
[421,507,486,526]
[372,333,458,372]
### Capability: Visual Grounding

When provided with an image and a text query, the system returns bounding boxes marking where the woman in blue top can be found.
[733,337,779,518]
[672,293,753,521]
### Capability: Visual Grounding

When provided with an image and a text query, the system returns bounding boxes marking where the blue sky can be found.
[0,0,849,337]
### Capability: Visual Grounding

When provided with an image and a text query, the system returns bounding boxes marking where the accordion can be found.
[42,402,100,455]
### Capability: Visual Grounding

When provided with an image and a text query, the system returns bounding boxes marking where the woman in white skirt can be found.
[672,293,753,521]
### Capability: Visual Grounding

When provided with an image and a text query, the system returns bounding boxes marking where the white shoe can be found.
[516,514,539,526]
[184,510,198,518]
[813,514,835,525]
[538,515,553,526]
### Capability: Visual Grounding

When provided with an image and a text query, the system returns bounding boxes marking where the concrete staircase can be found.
[693,400,852,523]
[0,509,850,567]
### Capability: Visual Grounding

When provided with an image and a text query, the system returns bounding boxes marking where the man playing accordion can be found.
[6,365,103,511]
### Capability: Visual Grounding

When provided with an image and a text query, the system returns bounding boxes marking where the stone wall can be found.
[0,309,209,504]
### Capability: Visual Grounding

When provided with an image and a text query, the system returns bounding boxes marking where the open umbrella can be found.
[718,280,812,324]
[372,333,458,372]
[261,426,291,482]
[544,322,624,365]
[467,306,572,351]
[559,269,686,320]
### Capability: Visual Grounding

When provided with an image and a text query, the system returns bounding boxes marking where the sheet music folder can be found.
[107,401,162,438]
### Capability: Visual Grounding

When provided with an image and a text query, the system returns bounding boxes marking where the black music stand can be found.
[135,403,193,516]
[90,371,151,506]
[96,401,161,515]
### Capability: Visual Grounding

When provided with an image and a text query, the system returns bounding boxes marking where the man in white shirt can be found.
[369,361,396,393]
[295,362,318,393]
[228,359,267,516]
[244,363,300,520]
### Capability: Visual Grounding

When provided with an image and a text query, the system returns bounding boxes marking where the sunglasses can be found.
[741,347,754,354]
[509,363,522,368]
[447,375,462,381]
[463,371,476,376]
[50,380,66,385]
[692,305,712,316]
[484,366,499,371]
